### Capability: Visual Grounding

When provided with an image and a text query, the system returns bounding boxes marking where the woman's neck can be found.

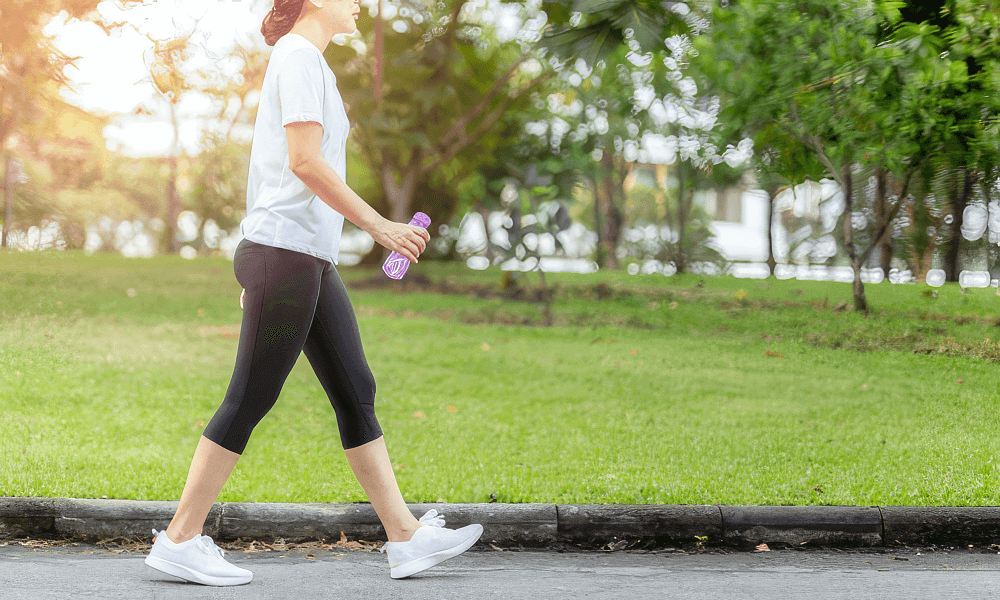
[288,15,333,52]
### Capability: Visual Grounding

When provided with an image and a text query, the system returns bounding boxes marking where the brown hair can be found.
[261,0,307,46]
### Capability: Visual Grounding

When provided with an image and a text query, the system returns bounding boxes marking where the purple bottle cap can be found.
[410,212,431,229]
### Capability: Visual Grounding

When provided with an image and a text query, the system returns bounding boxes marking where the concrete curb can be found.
[2,498,1000,549]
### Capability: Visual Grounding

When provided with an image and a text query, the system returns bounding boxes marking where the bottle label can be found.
[384,254,408,278]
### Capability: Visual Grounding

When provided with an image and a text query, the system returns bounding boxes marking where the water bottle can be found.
[383,212,431,280]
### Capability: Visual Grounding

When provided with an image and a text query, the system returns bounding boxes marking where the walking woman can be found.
[144,0,483,585]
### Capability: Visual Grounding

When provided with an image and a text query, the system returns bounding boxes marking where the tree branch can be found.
[435,43,542,152]
[783,103,845,189]
[857,155,924,267]
[423,69,557,177]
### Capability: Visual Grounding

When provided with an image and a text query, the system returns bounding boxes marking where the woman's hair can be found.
[261,0,307,46]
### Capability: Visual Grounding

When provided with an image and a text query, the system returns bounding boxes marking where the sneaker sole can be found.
[390,525,484,579]
[145,555,253,586]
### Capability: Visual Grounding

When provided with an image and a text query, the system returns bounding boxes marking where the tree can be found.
[515,43,637,269]
[896,0,1000,282]
[1,0,100,247]
[517,6,754,273]
[538,0,696,64]
[701,0,985,313]
[326,0,559,266]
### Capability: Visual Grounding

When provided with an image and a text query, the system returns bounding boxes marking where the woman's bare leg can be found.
[344,435,422,543]
[164,436,241,544]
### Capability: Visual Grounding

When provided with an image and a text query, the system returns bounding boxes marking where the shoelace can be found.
[379,510,446,554]
[418,509,446,528]
[198,535,226,560]
[151,528,225,560]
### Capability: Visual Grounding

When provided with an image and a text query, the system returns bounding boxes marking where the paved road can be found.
[2,543,999,599]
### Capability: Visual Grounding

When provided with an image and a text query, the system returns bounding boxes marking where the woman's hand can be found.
[369,218,430,264]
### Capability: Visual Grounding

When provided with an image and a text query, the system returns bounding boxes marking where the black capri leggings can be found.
[203,238,383,455]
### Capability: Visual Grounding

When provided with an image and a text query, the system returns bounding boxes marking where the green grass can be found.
[2,249,1000,506]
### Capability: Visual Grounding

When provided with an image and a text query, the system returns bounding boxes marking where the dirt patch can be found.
[346,274,684,305]
[347,274,554,302]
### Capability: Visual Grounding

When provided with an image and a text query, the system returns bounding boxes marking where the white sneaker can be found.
[378,509,484,579]
[145,528,253,586]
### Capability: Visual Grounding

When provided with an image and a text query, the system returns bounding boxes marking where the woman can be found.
[144,0,483,585]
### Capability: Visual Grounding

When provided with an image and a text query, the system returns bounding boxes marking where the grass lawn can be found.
[1,249,999,507]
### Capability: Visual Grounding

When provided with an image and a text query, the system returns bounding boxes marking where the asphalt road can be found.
[2,543,998,599]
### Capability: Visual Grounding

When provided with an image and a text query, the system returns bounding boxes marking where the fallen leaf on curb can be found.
[243,540,274,553]
[755,543,770,552]
[489,543,503,551]
[764,350,784,358]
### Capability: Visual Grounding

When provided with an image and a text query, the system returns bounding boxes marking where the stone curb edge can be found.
[2,498,999,550]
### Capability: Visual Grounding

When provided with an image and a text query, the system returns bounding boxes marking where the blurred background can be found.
[3,0,1000,296]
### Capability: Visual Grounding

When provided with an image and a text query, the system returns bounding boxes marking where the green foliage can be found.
[620,183,726,272]
[188,133,250,232]
[539,0,689,63]
[323,3,553,237]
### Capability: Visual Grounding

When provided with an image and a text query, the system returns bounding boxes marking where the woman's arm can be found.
[286,121,428,262]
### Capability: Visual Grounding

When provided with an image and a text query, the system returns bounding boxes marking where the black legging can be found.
[203,238,383,454]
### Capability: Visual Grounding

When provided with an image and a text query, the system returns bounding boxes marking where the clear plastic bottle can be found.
[383,212,431,280]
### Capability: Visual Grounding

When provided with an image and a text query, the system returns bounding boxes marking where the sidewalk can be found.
[2,497,999,550]
[6,542,999,600]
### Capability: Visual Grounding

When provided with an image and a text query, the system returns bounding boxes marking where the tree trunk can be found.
[598,151,622,270]
[765,184,779,276]
[842,162,868,314]
[944,167,974,282]
[163,101,181,255]
[591,169,605,268]
[874,167,893,277]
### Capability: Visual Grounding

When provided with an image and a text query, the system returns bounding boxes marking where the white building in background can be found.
[622,164,903,283]
[624,163,773,265]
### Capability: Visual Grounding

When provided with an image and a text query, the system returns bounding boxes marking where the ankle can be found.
[387,523,422,543]
[164,527,199,545]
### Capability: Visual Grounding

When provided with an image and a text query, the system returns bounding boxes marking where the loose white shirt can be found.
[240,33,349,265]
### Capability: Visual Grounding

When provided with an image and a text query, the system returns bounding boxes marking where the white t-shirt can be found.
[240,33,349,265]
